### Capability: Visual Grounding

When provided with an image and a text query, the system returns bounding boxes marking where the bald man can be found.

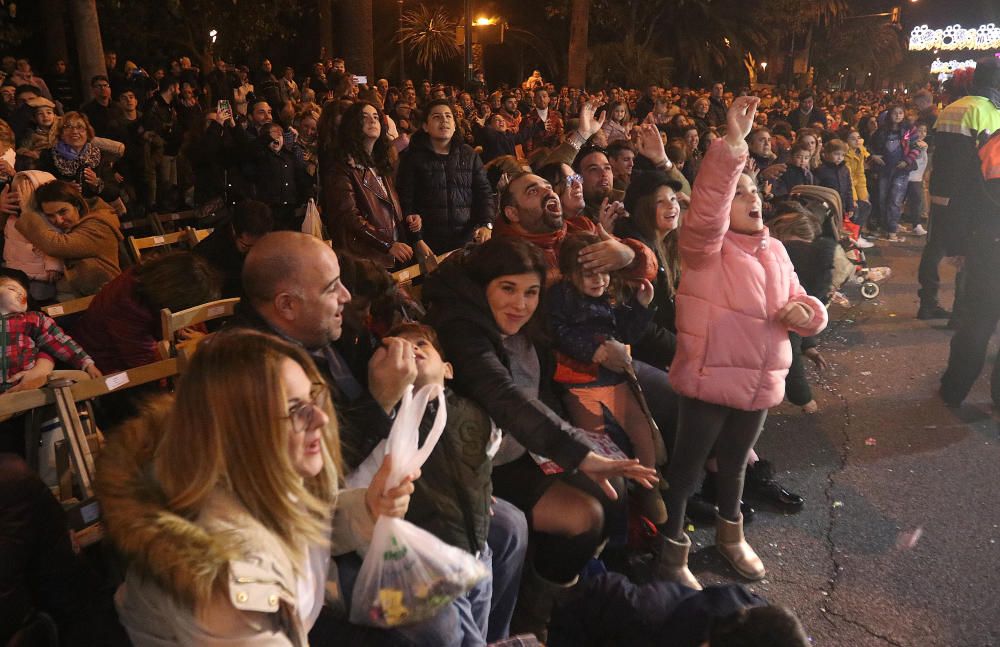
[234,231,415,467]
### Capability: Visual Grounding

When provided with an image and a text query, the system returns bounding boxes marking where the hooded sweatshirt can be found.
[4,170,63,281]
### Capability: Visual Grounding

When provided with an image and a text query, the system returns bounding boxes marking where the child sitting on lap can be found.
[546,233,667,524]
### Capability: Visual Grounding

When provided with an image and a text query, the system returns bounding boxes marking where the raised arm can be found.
[678,97,758,270]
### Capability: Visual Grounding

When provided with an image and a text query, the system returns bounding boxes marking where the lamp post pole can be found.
[398,0,405,84]
[464,0,472,88]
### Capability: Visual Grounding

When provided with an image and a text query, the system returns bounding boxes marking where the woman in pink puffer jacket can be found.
[658,97,828,591]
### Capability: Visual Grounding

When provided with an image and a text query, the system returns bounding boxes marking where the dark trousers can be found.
[918,201,955,309]
[662,397,766,539]
[940,246,1000,407]
[785,333,813,406]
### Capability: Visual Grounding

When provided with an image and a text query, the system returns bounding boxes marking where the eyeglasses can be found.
[284,383,329,433]
[557,173,582,191]
[63,124,88,132]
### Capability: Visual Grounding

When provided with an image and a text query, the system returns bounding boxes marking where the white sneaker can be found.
[855,236,874,249]
[912,224,928,236]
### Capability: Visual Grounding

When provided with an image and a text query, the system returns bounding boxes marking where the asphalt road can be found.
[683,236,1000,646]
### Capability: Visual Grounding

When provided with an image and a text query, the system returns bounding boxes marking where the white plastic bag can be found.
[301,198,323,239]
[349,384,489,627]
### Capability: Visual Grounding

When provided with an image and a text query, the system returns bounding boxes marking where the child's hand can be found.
[636,279,654,307]
[8,358,55,392]
[777,302,813,328]
[895,161,909,170]
[803,347,828,371]
[724,96,760,146]
[598,339,631,373]
[869,154,885,166]
[85,363,103,379]
[591,344,609,364]
[177,326,207,343]
[405,213,422,232]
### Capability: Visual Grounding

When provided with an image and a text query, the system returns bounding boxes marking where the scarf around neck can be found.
[53,141,100,179]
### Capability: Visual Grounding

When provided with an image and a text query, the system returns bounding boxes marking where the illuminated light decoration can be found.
[475,16,498,25]
[929,58,978,74]
[909,24,1000,52]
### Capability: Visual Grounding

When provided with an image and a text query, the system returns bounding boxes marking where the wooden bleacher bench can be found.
[391,250,458,284]
[159,297,241,361]
[128,231,190,264]
[42,295,95,319]
[0,360,180,547]
[153,209,199,231]
[186,226,213,245]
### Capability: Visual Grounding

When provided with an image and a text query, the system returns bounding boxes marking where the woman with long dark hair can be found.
[423,236,656,638]
[321,101,429,268]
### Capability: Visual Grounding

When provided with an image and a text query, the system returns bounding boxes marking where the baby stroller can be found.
[786,185,888,300]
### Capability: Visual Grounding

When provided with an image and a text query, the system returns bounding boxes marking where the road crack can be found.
[815,317,907,647]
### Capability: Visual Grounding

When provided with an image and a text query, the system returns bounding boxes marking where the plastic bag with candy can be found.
[349,384,489,627]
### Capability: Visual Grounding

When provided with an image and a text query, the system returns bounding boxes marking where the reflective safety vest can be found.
[982,131,1000,182]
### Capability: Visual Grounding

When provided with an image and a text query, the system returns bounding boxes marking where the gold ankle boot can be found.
[716,513,765,580]
[655,534,702,590]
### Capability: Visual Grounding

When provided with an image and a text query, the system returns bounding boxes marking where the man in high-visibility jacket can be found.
[917,57,1000,321]
[939,127,1000,407]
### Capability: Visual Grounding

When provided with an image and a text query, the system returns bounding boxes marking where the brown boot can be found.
[654,533,702,590]
[509,567,577,643]
[716,513,765,580]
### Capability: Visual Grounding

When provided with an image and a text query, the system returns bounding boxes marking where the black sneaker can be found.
[743,460,804,511]
[917,305,952,320]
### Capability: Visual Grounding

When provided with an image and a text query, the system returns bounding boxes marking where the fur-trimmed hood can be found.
[95,396,241,610]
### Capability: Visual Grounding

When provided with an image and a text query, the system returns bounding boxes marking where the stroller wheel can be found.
[861,282,880,299]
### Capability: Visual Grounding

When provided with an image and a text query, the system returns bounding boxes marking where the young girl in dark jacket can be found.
[547,233,666,524]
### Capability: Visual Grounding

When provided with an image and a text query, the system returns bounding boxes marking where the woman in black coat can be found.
[423,237,656,635]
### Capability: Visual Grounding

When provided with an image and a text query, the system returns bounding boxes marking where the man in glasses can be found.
[80,75,126,140]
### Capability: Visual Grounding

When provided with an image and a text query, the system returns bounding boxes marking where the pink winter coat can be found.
[669,139,828,411]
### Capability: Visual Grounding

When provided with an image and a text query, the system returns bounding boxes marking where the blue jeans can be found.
[878,173,909,233]
[453,547,492,647]
[487,498,528,642]
[852,199,871,231]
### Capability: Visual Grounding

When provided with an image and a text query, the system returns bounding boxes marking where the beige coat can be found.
[96,401,375,646]
[14,198,123,297]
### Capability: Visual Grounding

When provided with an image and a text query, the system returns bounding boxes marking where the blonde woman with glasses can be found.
[97,330,417,646]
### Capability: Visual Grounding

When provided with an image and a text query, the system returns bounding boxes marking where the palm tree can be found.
[342,0,374,77]
[567,0,589,88]
[398,4,460,82]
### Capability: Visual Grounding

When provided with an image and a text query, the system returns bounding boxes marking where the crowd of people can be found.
[2,46,1000,647]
